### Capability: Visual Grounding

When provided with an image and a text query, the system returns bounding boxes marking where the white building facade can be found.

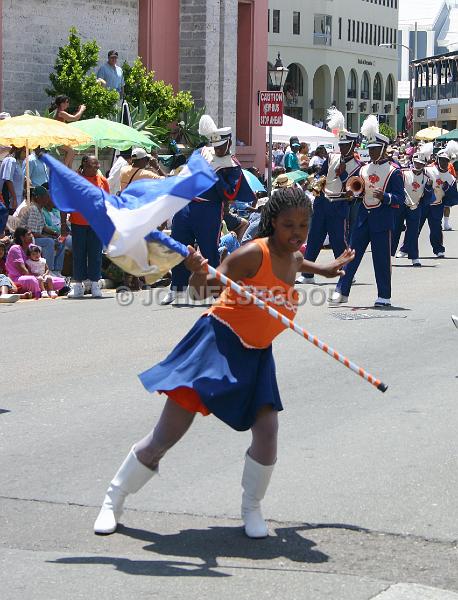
[398,0,458,132]
[268,0,399,132]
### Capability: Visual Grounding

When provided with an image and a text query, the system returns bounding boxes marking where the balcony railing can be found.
[414,81,458,102]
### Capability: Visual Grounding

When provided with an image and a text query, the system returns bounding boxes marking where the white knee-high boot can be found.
[94,447,156,535]
[241,452,275,538]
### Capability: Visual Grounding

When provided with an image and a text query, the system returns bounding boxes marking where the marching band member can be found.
[393,144,433,267]
[419,141,458,258]
[161,115,253,305]
[298,108,360,284]
[329,115,404,307]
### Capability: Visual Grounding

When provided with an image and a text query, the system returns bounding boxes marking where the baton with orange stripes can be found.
[152,233,388,393]
[203,263,388,393]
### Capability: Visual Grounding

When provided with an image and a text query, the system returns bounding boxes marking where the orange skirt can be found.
[164,386,211,416]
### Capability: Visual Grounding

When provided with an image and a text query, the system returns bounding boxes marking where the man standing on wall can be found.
[97,50,124,98]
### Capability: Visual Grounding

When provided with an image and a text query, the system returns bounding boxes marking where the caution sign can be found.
[259,91,284,127]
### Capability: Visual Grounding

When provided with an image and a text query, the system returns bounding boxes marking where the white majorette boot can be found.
[241,452,275,539]
[93,447,156,535]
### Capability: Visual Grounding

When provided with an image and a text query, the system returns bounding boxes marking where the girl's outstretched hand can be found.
[184,246,208,274]
[320,248,355,278]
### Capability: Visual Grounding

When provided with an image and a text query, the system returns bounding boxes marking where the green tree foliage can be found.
[122,58,194,126]
[45,29,195,142]
[380,123,396,142]
[46,27,119,118]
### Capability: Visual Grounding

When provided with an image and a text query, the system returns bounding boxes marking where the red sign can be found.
[259,91,284,127]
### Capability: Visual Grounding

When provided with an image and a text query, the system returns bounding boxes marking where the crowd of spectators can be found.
[0,141,168,303]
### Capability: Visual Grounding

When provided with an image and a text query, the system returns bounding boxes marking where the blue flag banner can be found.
[39,151,217,280]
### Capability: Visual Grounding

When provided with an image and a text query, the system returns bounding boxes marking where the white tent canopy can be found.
[266,114,337,149]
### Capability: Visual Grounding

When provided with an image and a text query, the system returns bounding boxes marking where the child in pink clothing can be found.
[5,228,66,299]
[25,244,58,298]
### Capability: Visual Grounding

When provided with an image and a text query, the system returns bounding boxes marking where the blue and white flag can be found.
[39,151,217,280]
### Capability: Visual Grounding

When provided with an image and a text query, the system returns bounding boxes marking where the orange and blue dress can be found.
[139,238,298,431]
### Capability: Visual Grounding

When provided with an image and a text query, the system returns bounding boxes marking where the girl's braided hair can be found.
[258,186,312,237]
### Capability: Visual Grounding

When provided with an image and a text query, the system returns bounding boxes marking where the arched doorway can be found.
[373,73,383,101]
[361,71,371,100]
[347,69,358,132]
[312,65,332,125]
[385,74,395,102]
[333,67,346,112]
[284,63,307,120]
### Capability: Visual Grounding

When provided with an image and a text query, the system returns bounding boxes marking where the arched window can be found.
[347,69,357,98]
[373,73,382,101]
[284,63,304,97]
[361,71,370,100]
[385,74,394,101]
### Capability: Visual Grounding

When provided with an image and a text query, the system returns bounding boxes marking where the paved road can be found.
[2,226,458,599]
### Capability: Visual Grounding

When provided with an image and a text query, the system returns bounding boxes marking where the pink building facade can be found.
[138,0,268,171]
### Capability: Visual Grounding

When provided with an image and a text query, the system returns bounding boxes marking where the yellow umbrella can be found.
[415,126,449,142]
[0,114,92,148]
[0,114,92,202]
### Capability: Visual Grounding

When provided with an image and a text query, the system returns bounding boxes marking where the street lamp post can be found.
[267,53,289,194]
[380,42,414,136]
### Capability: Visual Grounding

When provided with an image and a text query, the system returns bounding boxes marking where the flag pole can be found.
[204,262,388,393]
[168,239,388,393]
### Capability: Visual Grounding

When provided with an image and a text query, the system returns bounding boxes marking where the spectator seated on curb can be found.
[17,185,65,276]
[25,243,59,299]
[0,240,24,302]
[241,194,269,245]
[218,231,240,262]
[5,227,66,299]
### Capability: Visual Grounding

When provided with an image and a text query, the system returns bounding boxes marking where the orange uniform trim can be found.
[223,174,242,202]
[165,387,211,416]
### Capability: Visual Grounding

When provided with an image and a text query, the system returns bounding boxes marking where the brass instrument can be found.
[307,175,326,196]
[345,176,365,196]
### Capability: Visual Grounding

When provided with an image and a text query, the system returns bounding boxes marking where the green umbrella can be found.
[282,170,309,184]
[437,128,458,141]
[70,117,158,153]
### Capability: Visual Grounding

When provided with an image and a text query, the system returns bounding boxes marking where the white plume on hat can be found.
[198,114,218,138]
[360,114,379,140]
[416,142,434,162]
[327,107,345,133]
[444,140,458,160]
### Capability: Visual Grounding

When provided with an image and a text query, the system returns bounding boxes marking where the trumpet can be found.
[345,176,365,196]
[307,175,326,196]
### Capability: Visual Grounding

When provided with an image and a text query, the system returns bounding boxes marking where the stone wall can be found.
[179,0,237,134]
[179,0,207,107]
[1,0,139,115]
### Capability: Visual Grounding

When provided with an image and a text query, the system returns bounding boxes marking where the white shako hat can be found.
[413,142,433,165]
[437,140,458,162]
[361,114,389,147]
[327,107,358,144]
[198,114,232,148]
